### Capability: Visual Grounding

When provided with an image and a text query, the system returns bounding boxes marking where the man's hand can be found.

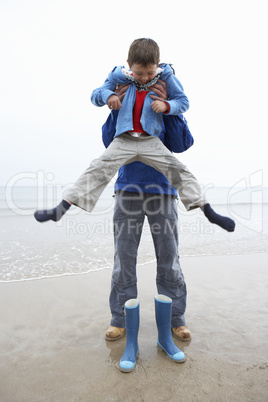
[149,79,169,113]
[115,84,130,102]
[151,100,168,113]
[107,94,122,110]
[149,79,168,101]
[107,84,130,110]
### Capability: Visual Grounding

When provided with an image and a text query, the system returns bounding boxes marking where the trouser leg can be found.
[145,194,187,327]
[109,192,145,328]
[64,135,138,212]
[65,134,205,213]
[137,136,206,211]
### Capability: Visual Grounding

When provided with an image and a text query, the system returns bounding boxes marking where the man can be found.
[103,82,192,342]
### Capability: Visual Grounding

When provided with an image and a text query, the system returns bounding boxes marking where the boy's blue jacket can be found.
[91,64,189,138]
[102,111,194,196]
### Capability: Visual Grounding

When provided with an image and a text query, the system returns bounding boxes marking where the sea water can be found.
[0,185,267,282]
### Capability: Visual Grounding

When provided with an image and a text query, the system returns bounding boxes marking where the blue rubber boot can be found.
[119,299,140,372]
[155,294,185,363]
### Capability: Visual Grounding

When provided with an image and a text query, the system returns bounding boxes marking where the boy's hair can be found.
[128,38,160,68]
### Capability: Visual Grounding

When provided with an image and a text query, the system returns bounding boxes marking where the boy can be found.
[34,38,235,232]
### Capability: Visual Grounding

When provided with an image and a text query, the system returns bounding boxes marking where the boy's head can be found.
[128,38,160,68]
[127,38,160,85]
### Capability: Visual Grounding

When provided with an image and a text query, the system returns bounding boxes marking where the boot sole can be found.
[157,342,186,363]
[119,349,139,373]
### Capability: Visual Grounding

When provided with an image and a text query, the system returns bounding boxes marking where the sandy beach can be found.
[0,253,267,401]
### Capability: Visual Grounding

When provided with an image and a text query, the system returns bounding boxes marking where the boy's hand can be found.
[151,100,168,113]
[107,94,122,110]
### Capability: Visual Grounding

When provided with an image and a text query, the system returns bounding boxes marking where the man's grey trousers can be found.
[109,191,187,328]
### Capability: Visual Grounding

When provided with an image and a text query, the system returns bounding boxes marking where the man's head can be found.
[127,38,160,84]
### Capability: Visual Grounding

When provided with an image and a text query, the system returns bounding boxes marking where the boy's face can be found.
[128,63,158,85]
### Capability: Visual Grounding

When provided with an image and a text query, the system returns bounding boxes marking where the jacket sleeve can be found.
[91,66,123,107]
[91,78,117,107]
[163,114,194,153]
[91,66,129,107]
[102,110,118,148]
[164,74,190,115]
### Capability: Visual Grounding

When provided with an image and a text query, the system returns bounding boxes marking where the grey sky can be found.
[1,0,267,190]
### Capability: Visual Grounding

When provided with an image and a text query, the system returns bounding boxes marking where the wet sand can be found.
[0,253,267,401]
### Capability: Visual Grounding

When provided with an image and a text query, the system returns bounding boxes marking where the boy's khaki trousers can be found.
[65,133,206,212]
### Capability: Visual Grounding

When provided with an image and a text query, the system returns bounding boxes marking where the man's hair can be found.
[128,38,160,67]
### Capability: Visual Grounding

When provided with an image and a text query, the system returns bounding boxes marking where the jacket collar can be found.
[121,67,164,91]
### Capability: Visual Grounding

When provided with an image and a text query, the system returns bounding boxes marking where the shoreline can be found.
[1,253,267,401]
[0,251,267,284]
